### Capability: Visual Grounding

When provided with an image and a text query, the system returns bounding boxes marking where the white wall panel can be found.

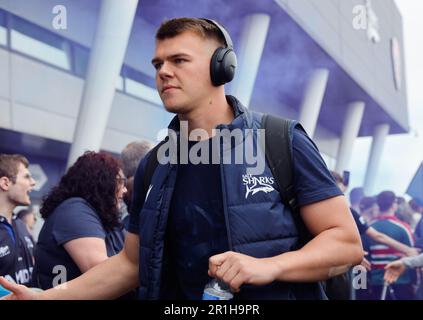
[101,129,154,154]
[12,54,83,117]
[12,102,75,142]
[0,49,9,99]
[108,93,172,142]
[0,98,11,128]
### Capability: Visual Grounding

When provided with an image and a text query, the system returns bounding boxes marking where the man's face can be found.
[370,204,379,217]
[362,204,379,221]
[24,212,36,231]
[7,163,36,206]
[152,31,217,114]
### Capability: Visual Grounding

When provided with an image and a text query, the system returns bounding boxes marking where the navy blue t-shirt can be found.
[33,197,124,289]
[350,208,369,235]
[291,129,342,207]
[0,216,34,286]
[164,139,228,299]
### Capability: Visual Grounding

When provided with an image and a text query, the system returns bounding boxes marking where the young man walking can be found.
[0,18,362,300]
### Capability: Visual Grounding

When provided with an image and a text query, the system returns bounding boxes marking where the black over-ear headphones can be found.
[201,18,237,86]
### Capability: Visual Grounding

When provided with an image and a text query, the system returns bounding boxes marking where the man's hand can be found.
[384,260,406,284]
[208,251,279,293]
[359,251,371,271]
[0,277,40,300]
[360,257,372,272]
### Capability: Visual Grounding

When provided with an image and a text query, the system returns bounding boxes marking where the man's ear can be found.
[0,176,11,191]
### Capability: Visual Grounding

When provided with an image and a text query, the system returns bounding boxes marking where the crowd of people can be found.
[0,141,151,297]
[355,189,423,300]
[0,17,420,300]
[329,171,423,300]
[1,151,421,300]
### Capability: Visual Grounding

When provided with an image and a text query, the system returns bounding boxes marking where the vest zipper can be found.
[219,145,233,251]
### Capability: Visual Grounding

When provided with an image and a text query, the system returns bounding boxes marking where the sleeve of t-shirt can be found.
[52,198,106,246]
[292,127,343,207]
[128,151,151,234]
[402,254,423,269]
[350,208,370,235]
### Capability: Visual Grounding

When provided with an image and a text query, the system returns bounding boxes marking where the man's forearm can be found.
[402,253,423,269]
[271,227,363,282]
[38,250,139,300]
[370,229,415,255]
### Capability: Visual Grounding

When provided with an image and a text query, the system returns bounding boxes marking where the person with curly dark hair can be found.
[31,152,127,290]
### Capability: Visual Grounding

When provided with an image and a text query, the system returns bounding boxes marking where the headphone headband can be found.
[200,18,237,86]
[201,18,233,49]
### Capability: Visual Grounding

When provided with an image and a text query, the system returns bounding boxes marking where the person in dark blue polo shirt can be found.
[0,154,36,286]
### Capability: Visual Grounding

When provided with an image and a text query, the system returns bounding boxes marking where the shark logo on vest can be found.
[0,245,11,258]
[242,174,275,199]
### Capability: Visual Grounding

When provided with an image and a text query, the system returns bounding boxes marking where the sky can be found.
[348,0,423,197]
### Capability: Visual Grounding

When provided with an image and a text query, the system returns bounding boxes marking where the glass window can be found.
[73,44,90,77]
[126,78,161,105]
[0,10,6,46]
[11,29,70,69]
[11,30,70,70]
[10,16,70,70]
[123,66,156,88]
[0,27,6,46]
[116,76,124,91]
[0,9,5,26]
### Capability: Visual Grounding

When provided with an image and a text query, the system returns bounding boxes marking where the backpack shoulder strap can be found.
[261,113,312,245]
[262,114,298,213]
[142,139,166,196]
[128,139,167,217]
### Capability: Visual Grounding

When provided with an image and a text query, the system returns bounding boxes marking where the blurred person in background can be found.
[411,199,423,249]
[0,154,36,287]
[364,191,417,300]
[121,141,153,180]
[31,152,127,292]
[410,199,423,223]
[16,207,36,240]
[120,141,152,230]
[349,187,365,214]
[396,197,416,230]
[359,196,379,224]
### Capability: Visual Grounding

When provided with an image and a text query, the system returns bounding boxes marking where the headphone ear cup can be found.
[221,49,237,84]
[210,47,224,86]
[210,48,237,86]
